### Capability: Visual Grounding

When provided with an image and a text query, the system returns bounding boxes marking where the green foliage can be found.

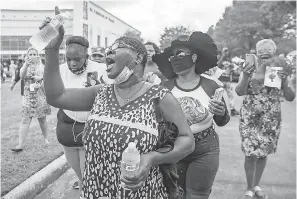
[159,26,192,50]
[211,1,296,56]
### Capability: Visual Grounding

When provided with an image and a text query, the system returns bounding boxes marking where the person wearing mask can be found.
[11,46,51,152]
[153,32,230,199]
[143,41,166,84]
[11,55,25,96]
[235,39,295,199]
[54,36,106,191]
[41,7,194,199]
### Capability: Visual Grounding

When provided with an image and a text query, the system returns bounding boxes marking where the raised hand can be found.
[209,99,226,116]
[39,6,65,50]
[242,62,255,75]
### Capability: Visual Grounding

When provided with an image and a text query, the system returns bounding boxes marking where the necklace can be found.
[114,81,145,103]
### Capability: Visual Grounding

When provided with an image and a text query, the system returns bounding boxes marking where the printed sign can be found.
[264,66,282,89]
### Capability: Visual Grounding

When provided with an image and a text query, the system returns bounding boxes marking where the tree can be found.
[123,30,144,43]
[159,26,192,50]
[206,25,215,38]
[212,1,296,56]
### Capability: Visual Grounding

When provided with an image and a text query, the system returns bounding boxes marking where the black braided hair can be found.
[115,36,147,67]
[66,36,89,48]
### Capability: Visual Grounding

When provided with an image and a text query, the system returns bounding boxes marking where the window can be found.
[1,55,11,63]
[97,35,101,47]
[2,41,10,50]
[11,54,19,61]
[10,40,19,51]
[83,1,88,20]
[105,37,108,48]
[83,24,88,40]
[0,36,32,51]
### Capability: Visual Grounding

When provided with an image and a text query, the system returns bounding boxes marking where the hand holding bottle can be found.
[121,153,153,191]
[37,6,65,50]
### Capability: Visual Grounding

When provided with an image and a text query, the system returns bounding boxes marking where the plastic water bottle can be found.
[121,142,140,177]
[29,12,71,51]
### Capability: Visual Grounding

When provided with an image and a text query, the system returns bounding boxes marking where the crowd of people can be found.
[3,6,296,199]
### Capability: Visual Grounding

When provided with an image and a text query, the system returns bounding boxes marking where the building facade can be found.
[0,1,140,63]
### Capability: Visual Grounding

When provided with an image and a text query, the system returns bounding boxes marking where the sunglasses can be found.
[169,51,192,61]
[104,42,135,56]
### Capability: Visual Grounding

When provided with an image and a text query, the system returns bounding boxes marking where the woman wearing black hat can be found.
[153,31,230,199]
[40,6,194,199]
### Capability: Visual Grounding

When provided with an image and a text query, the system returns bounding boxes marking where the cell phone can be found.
[245,54,255,66]
[31,57,40,64]
[87,72,98,86]
[213,88,224,101]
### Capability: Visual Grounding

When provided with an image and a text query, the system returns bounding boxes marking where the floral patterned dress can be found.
[81,84,169,199]
[21,63,51,118]
[239,75,282,157]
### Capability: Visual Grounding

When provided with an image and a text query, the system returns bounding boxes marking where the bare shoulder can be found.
[200,75,221,97]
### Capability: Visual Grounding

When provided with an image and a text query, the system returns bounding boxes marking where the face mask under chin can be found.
[68,59,87,75]
[113,58,139,85]
[170,55,195,74]
[113,66,134,85]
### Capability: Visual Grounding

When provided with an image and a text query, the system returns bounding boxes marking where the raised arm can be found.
[235,72,251,96]
[44,49,101,111]
[19,62,29,80]
[42,7,100,112]
[235,62,255,96]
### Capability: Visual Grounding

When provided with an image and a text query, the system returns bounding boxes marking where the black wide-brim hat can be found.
[152,31,218,79]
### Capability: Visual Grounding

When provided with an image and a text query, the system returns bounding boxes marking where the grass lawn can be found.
[1,80,64,196]
[211,95,296,198]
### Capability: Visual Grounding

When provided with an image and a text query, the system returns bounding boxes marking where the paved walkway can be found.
[34,84,296,199]
[34,169,79,199]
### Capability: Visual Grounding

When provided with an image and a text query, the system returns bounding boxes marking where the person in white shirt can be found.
[10,60,17,82]
[90,47,113,84]
[56,36,104,191]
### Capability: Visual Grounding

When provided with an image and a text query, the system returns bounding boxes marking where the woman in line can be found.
[143,41,166,84]
[235,39,295,199]
[41,7,194,199]
[153,31,230,199]
[55,36,105,191]
[11,46,51,152]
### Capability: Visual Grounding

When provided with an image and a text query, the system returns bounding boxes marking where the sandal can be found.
[254,186,268,199]
[11,148,23,152]
[72,180,80,189]
[242,190,254,199]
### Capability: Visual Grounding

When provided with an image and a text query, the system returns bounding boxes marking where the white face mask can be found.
[113,58,137,85]
[113,66,134,85]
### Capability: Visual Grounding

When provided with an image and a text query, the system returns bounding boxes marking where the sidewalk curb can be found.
[2,154,70,199]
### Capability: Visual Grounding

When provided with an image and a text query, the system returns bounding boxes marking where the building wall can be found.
[75,1,140,48]
[1,9,74,61]
[0,3,140,62]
